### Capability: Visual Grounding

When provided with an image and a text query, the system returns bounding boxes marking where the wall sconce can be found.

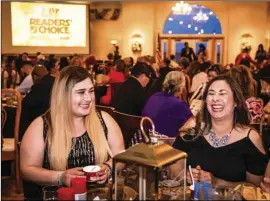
[240,33,253,51]
[131,34,142,53]
[110,40,118,45]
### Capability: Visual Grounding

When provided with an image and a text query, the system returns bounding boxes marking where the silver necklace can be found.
[209,128,233,148]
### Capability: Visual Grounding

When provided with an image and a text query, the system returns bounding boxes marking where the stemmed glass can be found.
[42,186,58,201]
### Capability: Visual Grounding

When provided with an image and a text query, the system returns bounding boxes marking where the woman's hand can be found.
[96,164,111,184]
[199,169,215,184]
[187,165,201,185]
[261,177,270,193]
[62,167,85,187]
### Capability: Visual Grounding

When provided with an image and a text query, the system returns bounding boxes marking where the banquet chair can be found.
[246,97,265,136]
[96,105,115,117]
[112,111,143,149]
[1,107,7,150]
[1,88,22,194]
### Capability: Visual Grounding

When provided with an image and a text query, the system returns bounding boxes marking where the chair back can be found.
[246,97,264,135]
[112,111,143,148]
[111,82,123,101]
[1,107,7,150]
[1,107,7,130]
[96,105,115,116]
[1,89,22,156]
[185,74,191,94]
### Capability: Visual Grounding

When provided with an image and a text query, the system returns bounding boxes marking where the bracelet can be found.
[103,162,112,178]
[57,172,64,186]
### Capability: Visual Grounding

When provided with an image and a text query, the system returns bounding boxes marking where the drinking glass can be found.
[198,182,213,200]
[116,176,125,200]
[87,187,109,200]
[42,186,58,201]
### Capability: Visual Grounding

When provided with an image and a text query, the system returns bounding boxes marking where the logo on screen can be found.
[41,7,59,18]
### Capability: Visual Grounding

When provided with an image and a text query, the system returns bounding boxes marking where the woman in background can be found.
[142,71,192,137]
[100,60,126,105]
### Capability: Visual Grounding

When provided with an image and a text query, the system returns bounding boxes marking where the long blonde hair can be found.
[47,66,110,171]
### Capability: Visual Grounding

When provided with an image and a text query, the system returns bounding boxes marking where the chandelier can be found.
[193,10,209,22]
[172,1,192,15]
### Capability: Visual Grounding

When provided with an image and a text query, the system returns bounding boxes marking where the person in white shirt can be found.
[170,54,180,69]
[17,61,34,93]
[189,62,211,93]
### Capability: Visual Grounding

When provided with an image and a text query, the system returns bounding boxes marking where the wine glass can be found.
[42,186,58,201]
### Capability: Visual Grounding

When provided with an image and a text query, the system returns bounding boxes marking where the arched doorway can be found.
[160,4,224,64]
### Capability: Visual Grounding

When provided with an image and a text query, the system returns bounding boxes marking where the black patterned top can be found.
[42,110,108,169]
[23,110,108,201]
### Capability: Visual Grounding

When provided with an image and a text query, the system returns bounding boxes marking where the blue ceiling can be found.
[163,4,222,35]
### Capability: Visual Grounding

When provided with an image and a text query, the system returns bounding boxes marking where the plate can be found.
[161,180,181,188]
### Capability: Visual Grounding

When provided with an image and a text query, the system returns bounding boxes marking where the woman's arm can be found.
[101,111,125,167]
[20,117,61,186]
[20,117,85,186]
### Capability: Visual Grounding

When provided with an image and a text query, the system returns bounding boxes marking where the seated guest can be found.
[111,62,151,116]
[17,61,34,93]
[190,64,223,102]
[172,75,268,188]
[142,71,192,137]
[19,59,59,141]
[31,64,48,85]
[189,62,210,93]
[229,65,256,99]
[20,66,125,200]
[170,54,180,69]
[59,56,70,70]
[146,58,173,99]
[100,60,126,105]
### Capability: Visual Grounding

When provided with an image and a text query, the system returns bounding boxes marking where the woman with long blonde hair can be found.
[20,66,125,200]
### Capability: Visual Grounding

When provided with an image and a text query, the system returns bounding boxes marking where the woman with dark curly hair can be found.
[172,75,267,188]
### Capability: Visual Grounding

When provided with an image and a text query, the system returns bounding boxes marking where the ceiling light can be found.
[172,1,192,15]
[193,10,209,22]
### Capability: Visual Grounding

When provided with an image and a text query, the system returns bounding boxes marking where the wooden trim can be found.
[168,37,171,57]
[161,35,224,40]
[211,39,216,62]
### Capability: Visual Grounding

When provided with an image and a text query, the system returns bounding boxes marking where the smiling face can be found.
[71,78,95,117]
[206,80,235,121]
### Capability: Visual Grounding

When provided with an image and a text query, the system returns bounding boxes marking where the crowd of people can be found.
[1,42,270,199]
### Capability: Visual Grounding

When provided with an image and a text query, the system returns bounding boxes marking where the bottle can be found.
[71,177,87,200]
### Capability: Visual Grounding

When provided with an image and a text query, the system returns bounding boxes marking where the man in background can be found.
[181,42,197,62]
[111,62,151,116]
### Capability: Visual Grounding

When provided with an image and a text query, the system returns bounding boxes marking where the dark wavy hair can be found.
[195,75,250,134]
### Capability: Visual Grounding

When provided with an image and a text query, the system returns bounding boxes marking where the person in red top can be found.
[100,60,126,105]
[235,47,256,66]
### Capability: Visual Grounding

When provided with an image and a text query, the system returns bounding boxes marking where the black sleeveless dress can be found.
[23,110,108,200]
[173,129,268,182]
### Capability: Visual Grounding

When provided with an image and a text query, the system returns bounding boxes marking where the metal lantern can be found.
[112,117,188,200]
